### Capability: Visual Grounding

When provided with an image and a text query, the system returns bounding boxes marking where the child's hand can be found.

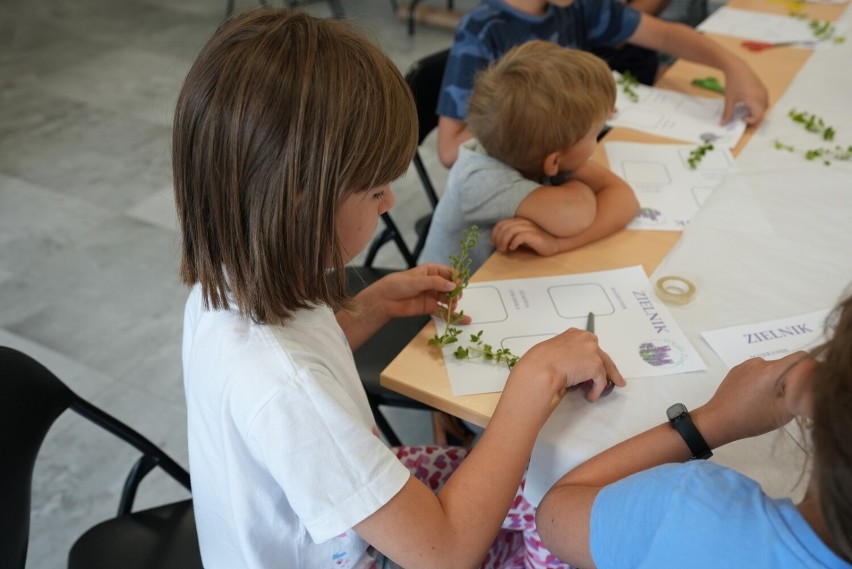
[509,328,625,401]
[721,59,769,125]
[697,352,816,443]
[372,264,471,322]
[492,218,562,257]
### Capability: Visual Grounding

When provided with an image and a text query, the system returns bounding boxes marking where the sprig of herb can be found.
[617,70,640,103]
[774,140,852,166]
[428,226,520,369]
[453,331,519,368]
[789,109,835,141]
[687,140,714,169]
[774,139,795,153]
[428,226,478,348]
[774,109,850,165]
[790,10,846,43]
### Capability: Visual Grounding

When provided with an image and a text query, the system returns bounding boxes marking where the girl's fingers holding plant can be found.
[417,262,457,283]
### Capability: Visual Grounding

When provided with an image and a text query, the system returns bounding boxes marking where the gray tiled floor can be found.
[2,0,465,565]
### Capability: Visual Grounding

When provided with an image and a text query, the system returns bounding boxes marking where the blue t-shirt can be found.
[590,461,850,569]
[437,0,641,120]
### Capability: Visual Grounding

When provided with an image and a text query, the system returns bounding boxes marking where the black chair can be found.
[345,49,456,447]
[0,346,202,569]
[361,48,450,270]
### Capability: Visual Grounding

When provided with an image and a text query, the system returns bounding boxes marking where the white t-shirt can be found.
[182,285,411,568]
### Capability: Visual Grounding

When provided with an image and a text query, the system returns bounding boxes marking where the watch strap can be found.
[668,405,713,460]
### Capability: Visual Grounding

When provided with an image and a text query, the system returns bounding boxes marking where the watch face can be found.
[667,403,688,421]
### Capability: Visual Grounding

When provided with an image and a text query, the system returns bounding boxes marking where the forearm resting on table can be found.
[535,406,748,569]
[516,181,597,237]
[539,181,639,253]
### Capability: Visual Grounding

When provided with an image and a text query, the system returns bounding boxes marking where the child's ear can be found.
[543,151,561,178]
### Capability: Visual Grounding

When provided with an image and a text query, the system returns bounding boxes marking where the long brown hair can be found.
[810,292,852,559]
[172,8,417,324]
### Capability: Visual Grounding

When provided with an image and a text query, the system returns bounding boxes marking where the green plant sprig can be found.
[774,109,849,165]
[428,226,478,349]
[428,226,520,369]
[687,140,714,169]
[773,139,852,166]
[617,70,640,103]
[790,10,846,43]
[453,331,519,368]
[789,109,835,141]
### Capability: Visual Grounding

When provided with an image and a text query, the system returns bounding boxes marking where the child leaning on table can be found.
[436,0,769,167]
[420,41,640,274]
[536,291,852,568]
[173,8,624,569]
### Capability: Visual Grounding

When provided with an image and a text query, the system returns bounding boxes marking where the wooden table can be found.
[382,0,849,428]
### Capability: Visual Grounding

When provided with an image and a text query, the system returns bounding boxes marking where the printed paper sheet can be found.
[436,266,706,396]
[698,7,847,45]
[701,308,830,368]
[610,72,747,148]
[605,141,736,230]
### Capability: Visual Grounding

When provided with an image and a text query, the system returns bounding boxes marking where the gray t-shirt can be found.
[420,139,539,272]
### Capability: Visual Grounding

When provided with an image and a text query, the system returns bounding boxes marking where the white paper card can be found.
[610,72,747,148]
[605,141,736,230]
[701,308,830,368]
[437,266,706,396]
[698,7,846,45]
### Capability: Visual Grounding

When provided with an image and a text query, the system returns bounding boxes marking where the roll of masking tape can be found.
[655,275,697,305]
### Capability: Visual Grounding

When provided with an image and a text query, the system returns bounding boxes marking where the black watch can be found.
[666,403,713,460]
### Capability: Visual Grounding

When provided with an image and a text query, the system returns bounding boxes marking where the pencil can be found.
[585,311,595,333]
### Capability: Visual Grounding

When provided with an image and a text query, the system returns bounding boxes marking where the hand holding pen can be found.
[572,312,617,399]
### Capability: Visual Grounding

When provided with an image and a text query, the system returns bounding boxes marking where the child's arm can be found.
[355,328,625,569]
[496,161,639,255]
[628,14,769,124]
[535,352,815,568]
[437,116,475,168]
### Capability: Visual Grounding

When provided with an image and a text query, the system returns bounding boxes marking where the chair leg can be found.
[365,214,416,268]
[328,0,345,18]
[413,153,440,208]
[408,0,423,35]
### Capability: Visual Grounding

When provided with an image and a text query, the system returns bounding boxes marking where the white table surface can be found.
[526,2,852,506]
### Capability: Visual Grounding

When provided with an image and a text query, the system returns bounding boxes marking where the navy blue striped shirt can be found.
[437,0,641,120]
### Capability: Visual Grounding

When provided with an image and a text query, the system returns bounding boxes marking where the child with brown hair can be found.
[173,8,623,568]
[537,291,852,568]
[420,40,639,273]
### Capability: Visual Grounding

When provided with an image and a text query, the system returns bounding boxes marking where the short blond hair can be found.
[467,40,615,175]
[173,9,417,324]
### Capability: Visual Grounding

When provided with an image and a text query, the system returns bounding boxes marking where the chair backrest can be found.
[361,49,451,268]
[405,48,451,209]
[0,347,77,567]
[406,48,451,148]
[0,347,193,569]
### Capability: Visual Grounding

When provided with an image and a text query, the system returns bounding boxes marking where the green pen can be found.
[582,310,615,397]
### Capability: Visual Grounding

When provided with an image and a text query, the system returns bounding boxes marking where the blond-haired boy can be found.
[420,41,639,272]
